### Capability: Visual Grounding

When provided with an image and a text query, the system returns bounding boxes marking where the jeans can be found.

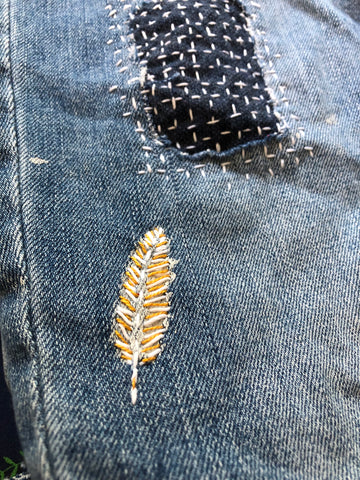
[0,0,359,478]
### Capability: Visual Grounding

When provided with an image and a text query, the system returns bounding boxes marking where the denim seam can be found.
[4,474,31,480]
[7,0,52,478]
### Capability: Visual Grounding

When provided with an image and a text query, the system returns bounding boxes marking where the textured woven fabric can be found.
[129,0,279,153]
[0,0,359,478]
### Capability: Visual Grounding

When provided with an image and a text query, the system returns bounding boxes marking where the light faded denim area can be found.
[0,0,359,478]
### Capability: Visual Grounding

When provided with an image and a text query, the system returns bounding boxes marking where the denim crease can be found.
[0,0,51,477]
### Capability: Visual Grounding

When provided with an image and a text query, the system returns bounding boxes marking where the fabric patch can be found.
[129,0,279,154]
[112,228,176,404]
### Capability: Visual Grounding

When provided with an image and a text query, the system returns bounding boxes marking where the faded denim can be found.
[0,0,359,479]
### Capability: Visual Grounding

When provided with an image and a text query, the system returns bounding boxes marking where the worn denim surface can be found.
[0,0,359,479]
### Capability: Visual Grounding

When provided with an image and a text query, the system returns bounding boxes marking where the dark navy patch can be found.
[129,0,279,154]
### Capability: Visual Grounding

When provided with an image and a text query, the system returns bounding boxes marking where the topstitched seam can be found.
[5,0,53,478]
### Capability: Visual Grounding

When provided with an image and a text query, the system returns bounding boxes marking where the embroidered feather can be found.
[113,228,176,404]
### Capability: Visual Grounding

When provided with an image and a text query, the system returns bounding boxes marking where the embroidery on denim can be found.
[128,0,280,154]
[112,228,176,404]
[106,2,314,178]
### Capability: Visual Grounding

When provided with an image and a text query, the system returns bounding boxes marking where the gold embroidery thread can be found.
[113,228,176,404]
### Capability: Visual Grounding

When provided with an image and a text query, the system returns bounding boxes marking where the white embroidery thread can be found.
[113,228,176,404]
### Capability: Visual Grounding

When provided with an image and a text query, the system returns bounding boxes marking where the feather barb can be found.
[113,228,176,404]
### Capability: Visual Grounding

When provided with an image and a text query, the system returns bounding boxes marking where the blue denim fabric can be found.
[0,0,359,479]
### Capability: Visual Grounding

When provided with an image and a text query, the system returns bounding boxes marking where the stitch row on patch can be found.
[136,140,313,178]
[113,228,176,404]
[106,1,314,176]
[127,0,281,154]
[244,2,314,150]
[106,2,164,161]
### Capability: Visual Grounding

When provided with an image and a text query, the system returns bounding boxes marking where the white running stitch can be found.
[105,1,163,163]
[105,0,314,179]
[128,0,281,153]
